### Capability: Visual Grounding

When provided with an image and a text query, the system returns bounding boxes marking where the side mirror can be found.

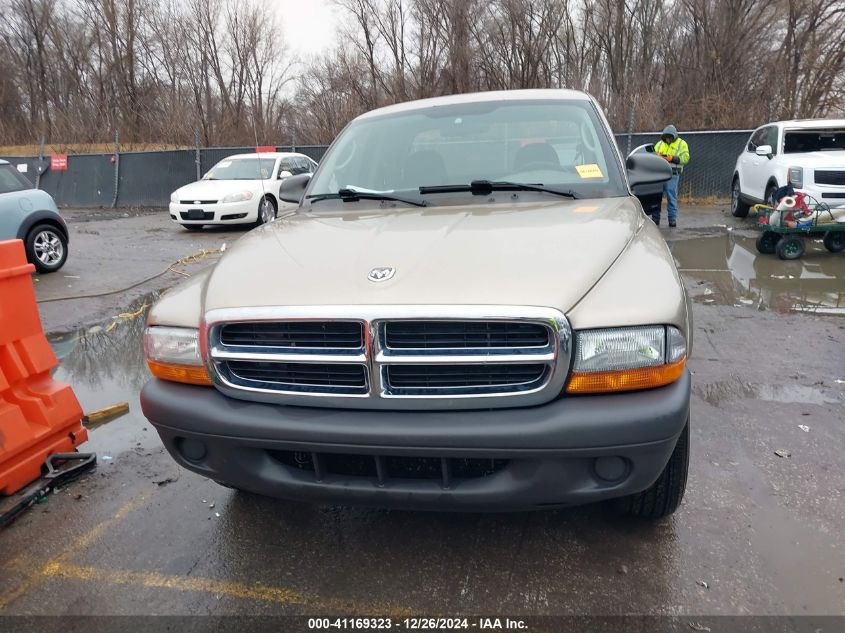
[278,170,293,180]
[626,152,673,215]
[755,145,773,158]
[279,173,312,204]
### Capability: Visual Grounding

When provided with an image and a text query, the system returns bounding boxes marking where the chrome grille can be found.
[384,364,547,392]
[220,321,363,349]
[384,321,549,349]
[226,361,367,394]
[206,306,571,410]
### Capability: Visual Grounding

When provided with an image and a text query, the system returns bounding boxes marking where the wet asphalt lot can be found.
[0,205,843,620]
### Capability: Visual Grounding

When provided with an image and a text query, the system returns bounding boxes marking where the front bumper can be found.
[168,200,256,224]
[140,371,691,511]
[797,187,845,209]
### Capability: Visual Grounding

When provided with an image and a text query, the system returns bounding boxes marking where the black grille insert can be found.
[815,170,845,186]
[386,364,546,389]
[270,450,508,487]
[385,321,549,349]
[226,361,366,389]
[180,210,214,221]
[221,321,364,349]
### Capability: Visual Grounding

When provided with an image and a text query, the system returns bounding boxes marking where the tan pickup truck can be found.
[141,89,691,518]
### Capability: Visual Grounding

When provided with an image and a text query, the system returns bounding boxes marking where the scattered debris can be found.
[836,379,845,384]
[63,275,81,279]
[102,455,113,461]
[703,288,713,295]
[617,564,629,575]
[739,298,753,305]
[221,243,227,252]
[208,502,215,509]
[153,477,177,487]
[688,623,711,632]
[697,580,709,589]
[774,449,791,458]
[74,494,84,501]
[214,512,220,518]
[83,402,130,429]
[798,425,810,433]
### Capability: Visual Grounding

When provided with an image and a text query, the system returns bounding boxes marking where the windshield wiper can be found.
[307,187,428,207]
[419,180,579,199]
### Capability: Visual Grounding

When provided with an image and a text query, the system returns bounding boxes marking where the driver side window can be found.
[747,128,767,152]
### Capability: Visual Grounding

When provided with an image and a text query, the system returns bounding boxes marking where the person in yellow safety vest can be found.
[652,125,690,227]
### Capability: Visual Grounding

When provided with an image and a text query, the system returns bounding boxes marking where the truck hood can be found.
[203,196,643,313]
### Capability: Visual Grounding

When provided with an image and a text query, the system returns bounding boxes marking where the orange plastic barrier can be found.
[0,239,86,495]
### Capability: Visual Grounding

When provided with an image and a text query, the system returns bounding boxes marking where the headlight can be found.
[566,326,686,394]
[144,326,211,385]
[221,191,254,203]
[788,166,803,188]
[170,191,178,203]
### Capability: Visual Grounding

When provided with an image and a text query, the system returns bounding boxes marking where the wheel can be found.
[616,421,689,519]
[182,224,204,231]
[775,236,805,260]
[256,196,277,226]
[823,232,845,253]
[25,224,68,273]
[764,183,778,209]
[755,231,779,254]
[731,178,750,217]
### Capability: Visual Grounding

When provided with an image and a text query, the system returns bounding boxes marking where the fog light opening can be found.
[175,437,207,463]
[593,456,629,483]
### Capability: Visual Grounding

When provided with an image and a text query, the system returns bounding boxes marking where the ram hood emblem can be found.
[368,266,396,282]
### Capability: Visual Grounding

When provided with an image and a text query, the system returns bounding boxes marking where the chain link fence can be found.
[2,134,744,208]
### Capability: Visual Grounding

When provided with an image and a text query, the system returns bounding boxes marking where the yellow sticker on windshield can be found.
[575,164,603,179]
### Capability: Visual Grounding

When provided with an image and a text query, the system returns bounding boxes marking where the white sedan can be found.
[169,152,317,230]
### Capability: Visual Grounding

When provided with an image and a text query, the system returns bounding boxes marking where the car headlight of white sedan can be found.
[221,191,254,204]
[170,191,179,203]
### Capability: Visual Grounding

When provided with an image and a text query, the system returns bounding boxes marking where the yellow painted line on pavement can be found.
[0,495,148,609]
[38,562,412,616]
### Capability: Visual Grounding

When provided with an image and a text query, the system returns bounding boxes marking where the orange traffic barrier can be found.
[0,239,86,495]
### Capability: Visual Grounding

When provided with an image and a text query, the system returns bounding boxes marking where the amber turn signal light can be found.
[147,360,213,386]
[566,357,686,394]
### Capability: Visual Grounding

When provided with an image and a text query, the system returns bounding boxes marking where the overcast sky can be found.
[273,0,341,59]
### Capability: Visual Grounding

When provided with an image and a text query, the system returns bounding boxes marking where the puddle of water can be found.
[669,233,845,316]
[48,293,159,457]
[695,379,841,407]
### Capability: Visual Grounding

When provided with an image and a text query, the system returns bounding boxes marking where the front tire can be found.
[256,196,277,226]
[765,183,778,209]
[616,421,689,519]
[731,178,750,218]
[26,224,68,273]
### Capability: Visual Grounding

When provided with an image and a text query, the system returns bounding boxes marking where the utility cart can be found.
[754,195,845,260]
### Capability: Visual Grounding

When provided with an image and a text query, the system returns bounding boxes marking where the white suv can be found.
[730,119,845,217]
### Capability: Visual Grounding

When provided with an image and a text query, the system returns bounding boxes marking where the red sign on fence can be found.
[255,146,276,154]
[51,154,68,171]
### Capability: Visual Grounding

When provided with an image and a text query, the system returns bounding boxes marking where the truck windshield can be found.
[309,99,627,200]
[784,129,845,153]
